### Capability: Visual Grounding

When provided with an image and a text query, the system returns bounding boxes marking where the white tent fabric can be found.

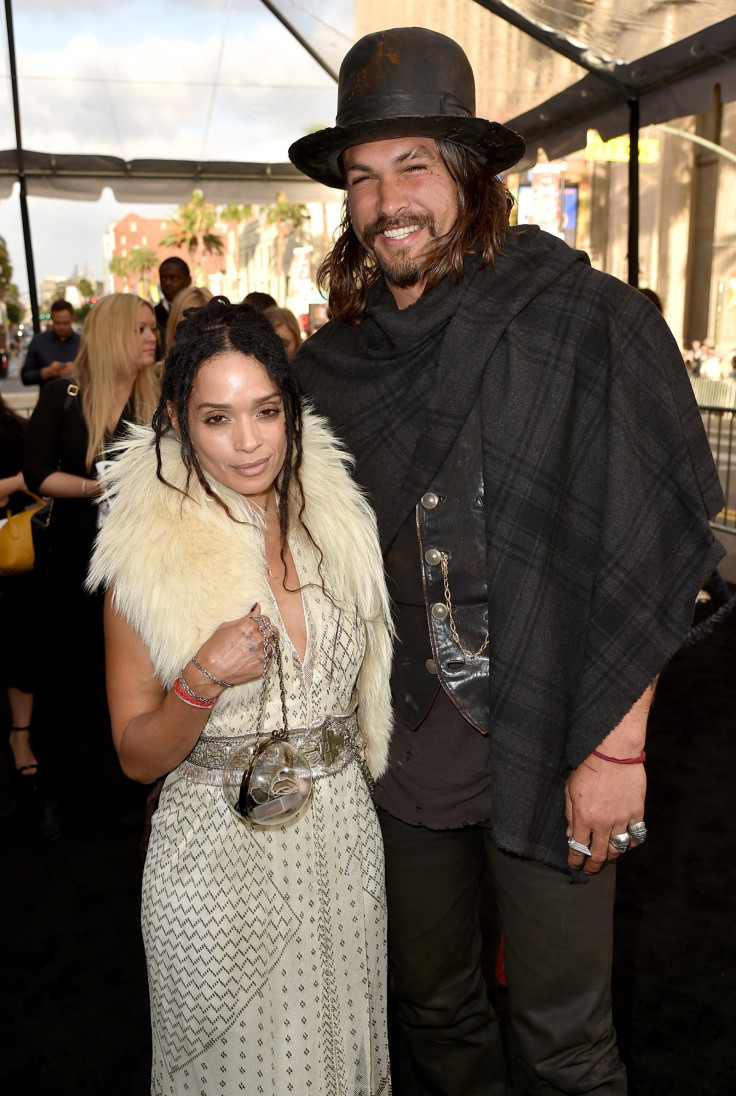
[2,0,736,204]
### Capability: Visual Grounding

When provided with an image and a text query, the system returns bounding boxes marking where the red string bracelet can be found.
[592,748,646,764]
[173,677,217,709]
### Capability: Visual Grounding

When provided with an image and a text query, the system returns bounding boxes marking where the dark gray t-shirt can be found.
[373,507,493,829]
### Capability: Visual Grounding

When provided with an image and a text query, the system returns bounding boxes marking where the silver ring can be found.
[609,832,631,853]
[627,821,647,845]
[567,837,591,856]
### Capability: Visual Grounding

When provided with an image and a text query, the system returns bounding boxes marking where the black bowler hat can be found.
[288,26,526,189]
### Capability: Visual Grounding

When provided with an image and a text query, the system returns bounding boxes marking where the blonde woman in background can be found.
[164,285,213,352]
[23,293,160,828]
[264,305,303,360]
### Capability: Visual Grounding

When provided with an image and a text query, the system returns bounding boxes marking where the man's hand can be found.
[565,756,646,873]
[564,684,653,873]
[40,360,74,380]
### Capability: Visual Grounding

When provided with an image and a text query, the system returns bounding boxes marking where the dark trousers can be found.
[379,810,626,1096]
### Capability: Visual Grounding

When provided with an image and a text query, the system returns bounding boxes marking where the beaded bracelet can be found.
[190,655,234,689]
[173,676,217,709]
[592,749,647,765]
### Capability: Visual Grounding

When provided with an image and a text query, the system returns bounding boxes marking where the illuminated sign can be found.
[586,130,660,163]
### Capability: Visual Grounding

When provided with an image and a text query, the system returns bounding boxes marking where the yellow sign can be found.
[586,130,659,163]
[727,275,736,310]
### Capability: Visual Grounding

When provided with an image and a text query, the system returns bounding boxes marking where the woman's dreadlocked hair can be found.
[152,296,304,556]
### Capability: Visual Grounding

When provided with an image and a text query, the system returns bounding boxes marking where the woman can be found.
[263,305,303,361]
[164,284,213,352]
[0,395,38,782]
[88,298,393,1095]
[24,293,159,589]
[23,294,159,814]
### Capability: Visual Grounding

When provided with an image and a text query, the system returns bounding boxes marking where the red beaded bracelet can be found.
[592,748,646,765]
[173,677,217,709]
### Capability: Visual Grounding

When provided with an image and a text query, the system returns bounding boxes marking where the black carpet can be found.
[2,604,735,1095]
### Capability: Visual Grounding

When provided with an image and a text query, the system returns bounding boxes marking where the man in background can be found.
[154,257,191,343]
[242,290,277,311]
[21,299,80,388]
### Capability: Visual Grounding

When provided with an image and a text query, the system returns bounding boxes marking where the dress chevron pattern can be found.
[142,538,391,1095]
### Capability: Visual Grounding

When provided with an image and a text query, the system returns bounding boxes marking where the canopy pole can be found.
[257,1,338,82]
[4,0,39,331]
[628,97,640,288]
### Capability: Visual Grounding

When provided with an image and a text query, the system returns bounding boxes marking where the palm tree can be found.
[220,203,253,225]
[158,189,225,269]
[266,192,310,296]
[127,247,159,298]
[109,254,132,292]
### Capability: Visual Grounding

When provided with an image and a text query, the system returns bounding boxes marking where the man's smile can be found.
[381,225,421,241]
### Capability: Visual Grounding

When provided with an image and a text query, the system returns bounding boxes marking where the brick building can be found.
[104,212,231,299]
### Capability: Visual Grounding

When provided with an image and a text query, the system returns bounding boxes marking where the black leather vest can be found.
[385,405,490,732]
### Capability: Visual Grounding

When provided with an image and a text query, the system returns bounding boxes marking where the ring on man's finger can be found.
[609,832,631,853]
[627,820,647,844]
[567,837,591,856]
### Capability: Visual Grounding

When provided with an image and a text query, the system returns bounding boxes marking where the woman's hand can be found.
[185,604,280,697]
[105,597,280,783]
[0,470,27,504]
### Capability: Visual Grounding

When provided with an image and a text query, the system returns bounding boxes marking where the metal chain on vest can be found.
[439,553,490,659]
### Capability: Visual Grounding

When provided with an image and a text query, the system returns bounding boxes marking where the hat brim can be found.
[288,117,526,189]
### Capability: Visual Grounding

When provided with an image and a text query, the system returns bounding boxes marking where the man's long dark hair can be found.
[152,296,304,555]
[318,139,515,325]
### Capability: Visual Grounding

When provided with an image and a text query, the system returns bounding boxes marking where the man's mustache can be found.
[363,214,437,248]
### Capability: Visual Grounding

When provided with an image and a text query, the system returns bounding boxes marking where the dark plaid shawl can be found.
[297,225,724,869]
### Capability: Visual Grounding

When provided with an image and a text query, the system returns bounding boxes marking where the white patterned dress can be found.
[142,539,391,1095]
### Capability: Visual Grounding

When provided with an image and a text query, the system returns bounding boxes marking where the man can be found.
[154,257,191,344]
[700,343,722,380]
[21,299,80,388]
[687,337,704,376]
[242,290,278,311]
[290,27,724,1096]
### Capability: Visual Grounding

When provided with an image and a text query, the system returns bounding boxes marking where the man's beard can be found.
[363,214,437,289]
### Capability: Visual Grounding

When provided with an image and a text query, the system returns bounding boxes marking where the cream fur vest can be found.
[87,409,394,778]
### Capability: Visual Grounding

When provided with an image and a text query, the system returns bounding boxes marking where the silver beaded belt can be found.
[177,711,368,788]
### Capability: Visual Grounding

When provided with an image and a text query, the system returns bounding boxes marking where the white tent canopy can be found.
[3,0,736,316]
[4,1,736,200]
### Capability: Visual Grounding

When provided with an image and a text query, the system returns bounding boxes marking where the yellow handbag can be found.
[0,494,46,576]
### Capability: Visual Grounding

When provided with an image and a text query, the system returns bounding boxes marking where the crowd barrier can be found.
[693,376,736,532]
[690,375,736,410]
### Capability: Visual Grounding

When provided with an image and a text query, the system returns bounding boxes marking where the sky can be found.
[3,0,728,296]
[0,0,351,295]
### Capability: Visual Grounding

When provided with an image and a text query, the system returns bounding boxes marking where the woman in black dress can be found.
[23,293,160,815]
[0,395,38,782]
